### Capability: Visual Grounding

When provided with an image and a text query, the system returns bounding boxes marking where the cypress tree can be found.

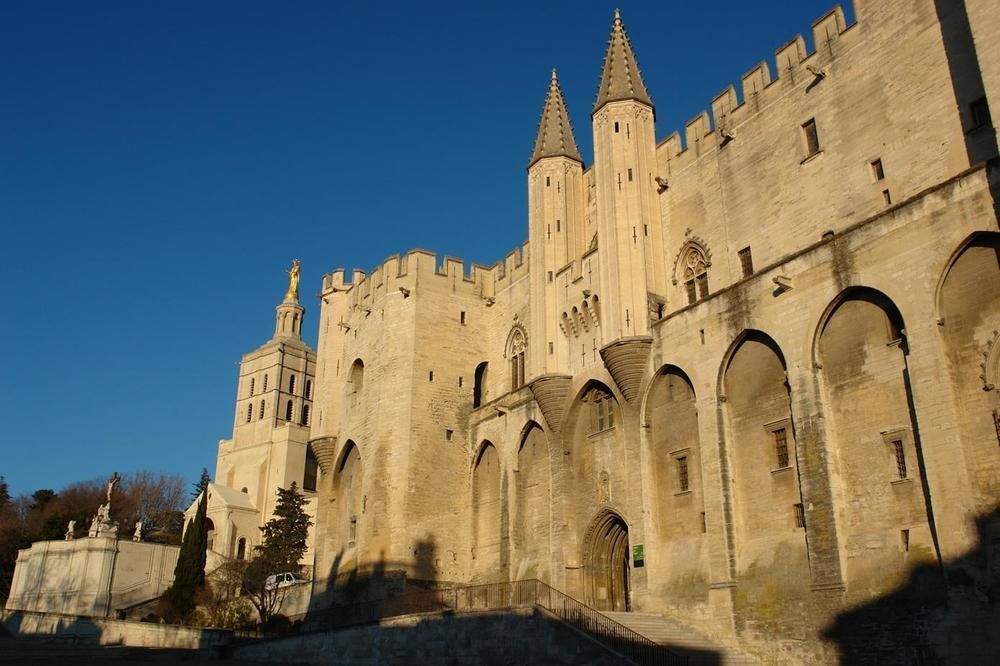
[162,469,211,620]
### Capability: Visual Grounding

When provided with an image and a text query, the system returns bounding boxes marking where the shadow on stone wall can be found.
[823,506,1000,664]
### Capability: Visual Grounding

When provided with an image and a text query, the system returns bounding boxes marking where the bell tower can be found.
[591,10,664,339]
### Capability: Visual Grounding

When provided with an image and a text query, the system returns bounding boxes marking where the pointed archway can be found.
[584,510,631,611]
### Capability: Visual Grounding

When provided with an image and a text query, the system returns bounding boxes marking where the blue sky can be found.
[0,1,852,497]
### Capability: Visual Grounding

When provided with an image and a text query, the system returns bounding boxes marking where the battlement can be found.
[655,3,854,172]
[320,242,532,307]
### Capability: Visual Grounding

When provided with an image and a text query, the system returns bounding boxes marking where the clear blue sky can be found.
[0,1,851,497]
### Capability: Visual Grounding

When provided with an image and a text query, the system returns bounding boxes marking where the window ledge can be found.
[673,490,693,497]
[891,477,913,486]
[771,466,794,475]
[588,427,618,439]
[800,150,824,165]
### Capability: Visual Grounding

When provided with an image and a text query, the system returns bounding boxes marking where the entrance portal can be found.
[584,511,630,611]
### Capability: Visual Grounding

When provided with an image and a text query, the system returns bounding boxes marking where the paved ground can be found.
[0,637,266,665]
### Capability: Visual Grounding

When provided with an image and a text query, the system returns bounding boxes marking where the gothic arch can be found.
[513,421,552,581]
[811,286,907,368]
[717,329,788,401]
[671,237,713,286]
[934,231,1000,318]
[471,440,502,581]
[581,508,632,611]
[504,324,528,359]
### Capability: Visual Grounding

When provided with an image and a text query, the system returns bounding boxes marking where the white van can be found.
[264,572,306,591]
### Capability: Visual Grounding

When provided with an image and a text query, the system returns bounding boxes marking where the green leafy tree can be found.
[242,482,312,627]
[161,469,211,621]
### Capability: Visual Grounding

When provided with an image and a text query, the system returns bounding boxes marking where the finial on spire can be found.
[614,8,621,21]
[551,68,557,81]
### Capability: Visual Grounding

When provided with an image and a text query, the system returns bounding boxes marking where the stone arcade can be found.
[202,1,998,660]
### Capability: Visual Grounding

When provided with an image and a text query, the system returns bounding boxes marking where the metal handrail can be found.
[308,578,687,666]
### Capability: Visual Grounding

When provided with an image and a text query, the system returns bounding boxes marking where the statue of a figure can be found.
[133,521,143,542]
[105,472,121,504]
[65,520,75,540]
[285,259,301,300]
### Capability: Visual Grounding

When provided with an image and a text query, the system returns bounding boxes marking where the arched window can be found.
[300,403,310,426]
[249,378,255,397]
[236,537,247,560]
[303,446,318,492]
[285,400,294,421]
[508,328,527,391]
[263,374,269,392]
[473,362,488,408]
[289,374,296,395]
[305,380,312,400]
[245,402,253,423]
[258,399,265,420]
[683,247,709,304]
[349,360,365,399]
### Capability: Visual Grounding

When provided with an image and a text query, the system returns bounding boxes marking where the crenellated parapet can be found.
[654,4,854,173]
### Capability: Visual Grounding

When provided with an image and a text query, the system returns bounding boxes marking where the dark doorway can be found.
[586,511,631,611]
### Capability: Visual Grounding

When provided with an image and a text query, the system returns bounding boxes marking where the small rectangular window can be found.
[802,119,820,157]
[546,176,550,187]
[556,220,561,232]
[460,311,466,325]
[676,456,690,492]
[891,439,907,479]
[349,517,357,542]
[970,97,991,130]
[700,512,707,533]
[446,429,453,441]
[614,121,620,133]
[458,377,463,387]
[883,189,892,206]
[870,158,885,181]
[628,168,633,182]
[794,503,805,529]
[547,271,553,283]
[548,341,554,354]
[901,529,910,552]
[429,371,434,382]
[774,427,790,469]
[738,247,754,278]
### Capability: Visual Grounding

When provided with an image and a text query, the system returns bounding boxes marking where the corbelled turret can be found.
[529,69,583,168]
[593,8,653,114]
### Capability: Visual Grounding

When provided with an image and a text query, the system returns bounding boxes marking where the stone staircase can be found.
[604,611,758,665]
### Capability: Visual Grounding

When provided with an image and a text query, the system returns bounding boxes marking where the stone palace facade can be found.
[205,1,1000,659]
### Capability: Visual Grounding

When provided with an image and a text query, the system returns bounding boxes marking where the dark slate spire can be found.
[529,69,583,168]
[593,9,653,113]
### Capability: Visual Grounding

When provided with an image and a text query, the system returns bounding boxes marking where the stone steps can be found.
[604,611,758,665]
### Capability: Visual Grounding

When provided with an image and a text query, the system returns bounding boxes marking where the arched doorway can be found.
[585,511,630,611]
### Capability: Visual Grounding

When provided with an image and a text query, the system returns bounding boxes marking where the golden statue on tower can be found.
[285,259,301,300]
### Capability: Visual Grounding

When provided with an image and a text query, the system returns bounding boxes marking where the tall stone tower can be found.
[528,70,586,375]
[204,263,318,558]
[592,10,664,340]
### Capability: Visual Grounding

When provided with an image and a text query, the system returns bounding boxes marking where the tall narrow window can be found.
[288,375,296,395]
[474,362,488,408]
[262,374,269,392]
[236,538,247,560]
[970,97,991,131]
[676,456,690,492]
[246,403,253,423]
[870,158,885,181]
[802,119,820,157]
[738,247,754,278]
[508,328,527,391]
[249,378,255,397]
[258,399,265,420]
[774,428,790,469]
[891,439,907,479]
[305,380,312,400]
[592,390,615,433]
[285,400,293,422]
[794,503,805,528]
[683,246,709,305]
[300,403,310,426]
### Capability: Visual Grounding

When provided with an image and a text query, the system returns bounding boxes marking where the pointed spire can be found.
[593,9,653,114]
[529,68,582,168]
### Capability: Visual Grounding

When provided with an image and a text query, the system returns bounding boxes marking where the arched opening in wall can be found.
[721,331,808,578]
[583,510,630,611]
[335,441,363,554]
[349,359,365,406]
[303,445,319,492]
[471,441,501,582]
[817,287,939,591]
[300,404,310,426]
[474,362,489,408]
[285,400,294,422]
[205,517,216,552]
[236,537,247,560]
[645,366,703,541]
[938,232,1000,512]
[513,422,551,581]
[289,374,296,395]
[305,380,312,400]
